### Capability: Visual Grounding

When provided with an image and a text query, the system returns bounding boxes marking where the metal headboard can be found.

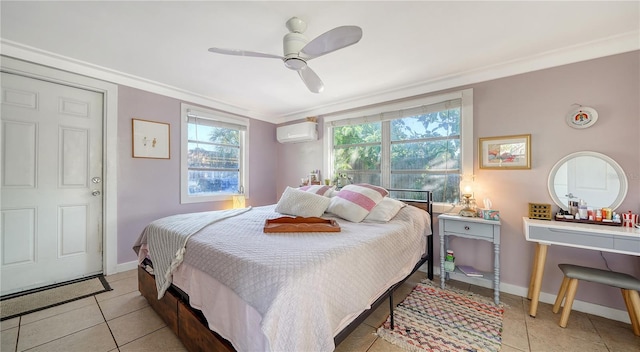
[387,188,434,280]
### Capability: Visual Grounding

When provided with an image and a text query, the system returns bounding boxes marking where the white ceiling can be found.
[1,1,638,123]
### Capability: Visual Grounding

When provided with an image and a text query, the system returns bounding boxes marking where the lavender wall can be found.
[468,51,639,311]
[117,86,278,263]
[276,51,640,311]
[276,121,325,192]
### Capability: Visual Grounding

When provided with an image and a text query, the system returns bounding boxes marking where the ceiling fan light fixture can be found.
[284,58,306,71]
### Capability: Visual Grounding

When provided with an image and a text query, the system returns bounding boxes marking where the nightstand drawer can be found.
[443,220,494,239]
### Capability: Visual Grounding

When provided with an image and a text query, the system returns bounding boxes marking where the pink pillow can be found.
[327,184,389,222]
[298,185,335,197]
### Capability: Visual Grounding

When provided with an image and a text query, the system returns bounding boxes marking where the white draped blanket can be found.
[134,204,430,352]
[133,207,251,298]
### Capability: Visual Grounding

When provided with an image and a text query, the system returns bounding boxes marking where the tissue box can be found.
[478,209,500,221]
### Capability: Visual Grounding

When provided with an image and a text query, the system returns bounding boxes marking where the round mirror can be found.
[548,151,628,211]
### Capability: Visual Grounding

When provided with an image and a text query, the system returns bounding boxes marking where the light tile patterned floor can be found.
[1,269,638,351]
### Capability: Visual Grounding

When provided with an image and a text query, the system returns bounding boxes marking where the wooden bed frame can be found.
[138,193,433,352]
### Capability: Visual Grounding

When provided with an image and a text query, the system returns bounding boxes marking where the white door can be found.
[566,156,620,209]
[1,72,104,296]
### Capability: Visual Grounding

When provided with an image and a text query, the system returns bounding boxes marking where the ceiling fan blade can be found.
[208,47,283,60]
[298,65,324,93]
[300,26,362,59]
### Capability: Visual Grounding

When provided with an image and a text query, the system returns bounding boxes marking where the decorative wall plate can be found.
[566,106,598,129]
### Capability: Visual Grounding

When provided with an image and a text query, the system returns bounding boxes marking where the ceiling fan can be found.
[208,17,363,93]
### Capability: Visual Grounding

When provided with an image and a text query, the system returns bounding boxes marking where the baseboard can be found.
[115,260,139,273]
[425,266,631,324]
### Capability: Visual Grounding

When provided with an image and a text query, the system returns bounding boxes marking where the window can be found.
[325,89,473,212]
[180,103,249,204]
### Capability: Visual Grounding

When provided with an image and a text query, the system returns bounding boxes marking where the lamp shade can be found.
[232,194,246,209]
[460,174,475,197]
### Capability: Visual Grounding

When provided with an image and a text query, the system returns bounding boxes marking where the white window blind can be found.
[186,109,248,131]
[328,99,462,127]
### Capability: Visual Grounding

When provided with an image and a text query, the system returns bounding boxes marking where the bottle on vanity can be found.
[578,200,588,220]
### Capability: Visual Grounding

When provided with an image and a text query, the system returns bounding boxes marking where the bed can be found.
[133,186,433,352]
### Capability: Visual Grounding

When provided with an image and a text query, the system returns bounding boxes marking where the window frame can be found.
[324,89,473,213]
[180,103,249,204]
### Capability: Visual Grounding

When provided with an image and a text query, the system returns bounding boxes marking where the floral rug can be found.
[377,280,504,352]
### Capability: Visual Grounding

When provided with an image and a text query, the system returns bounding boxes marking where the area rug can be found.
[0,275,111,321]
[377,280,504,352]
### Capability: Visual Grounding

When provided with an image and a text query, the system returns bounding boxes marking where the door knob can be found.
[92,190,101,196]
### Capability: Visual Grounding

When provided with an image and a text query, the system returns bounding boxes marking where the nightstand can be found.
[438,213,501,304]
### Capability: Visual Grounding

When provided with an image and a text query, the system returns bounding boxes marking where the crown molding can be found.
[276,30,640,123]
[3,30,638,125]
[0,39,273,123]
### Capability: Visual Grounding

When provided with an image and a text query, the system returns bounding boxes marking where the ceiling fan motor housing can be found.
[283,32,308,55]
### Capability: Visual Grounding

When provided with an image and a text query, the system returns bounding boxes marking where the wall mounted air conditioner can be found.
[277,121,318,143]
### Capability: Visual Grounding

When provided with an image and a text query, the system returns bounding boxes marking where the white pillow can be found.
[298,185,335,197]
[364,197,407,222]
[275,186,331,217]
[327,184,389,222]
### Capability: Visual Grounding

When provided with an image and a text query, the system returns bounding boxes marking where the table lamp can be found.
[232,186,246,209]
[459,176,476,217]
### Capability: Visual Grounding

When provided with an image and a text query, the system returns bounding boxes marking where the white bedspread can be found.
[135,204,430,352]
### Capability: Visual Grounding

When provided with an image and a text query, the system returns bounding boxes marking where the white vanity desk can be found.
[523,217,640,317]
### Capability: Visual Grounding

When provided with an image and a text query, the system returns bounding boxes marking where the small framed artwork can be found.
[132,118,170,159]
[479,134,531,169]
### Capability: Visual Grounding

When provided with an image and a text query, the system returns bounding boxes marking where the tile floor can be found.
[1,269,638,351]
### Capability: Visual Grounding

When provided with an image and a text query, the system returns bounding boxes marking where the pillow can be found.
[327,184,389,222]
[275,186,331,217]
[298,185,335,197]
[364,197,407,222]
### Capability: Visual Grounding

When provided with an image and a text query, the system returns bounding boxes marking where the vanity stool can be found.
[552,263,640,336]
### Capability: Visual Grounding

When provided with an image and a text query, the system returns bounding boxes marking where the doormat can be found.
[0,275,112,321]
[377,280,503,352]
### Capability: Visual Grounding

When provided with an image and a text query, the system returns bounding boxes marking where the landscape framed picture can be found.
[132,118,170,159]
[479,134,531,169]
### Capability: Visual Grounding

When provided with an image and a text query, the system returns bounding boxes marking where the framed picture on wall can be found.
[132,118,170,159]
[479,134,531,169]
